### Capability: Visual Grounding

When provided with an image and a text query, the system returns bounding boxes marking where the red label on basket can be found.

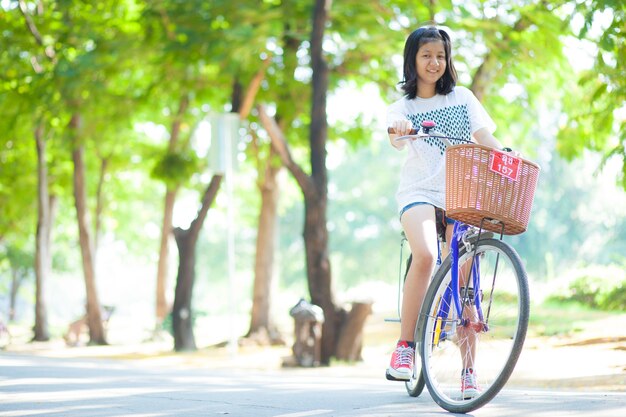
[489,150,521,181]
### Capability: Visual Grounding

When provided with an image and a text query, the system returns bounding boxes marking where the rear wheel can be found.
[405,353,425,397]
[418,239,529,413]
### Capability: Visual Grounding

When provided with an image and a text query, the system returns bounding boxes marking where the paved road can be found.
[1,352,625,417]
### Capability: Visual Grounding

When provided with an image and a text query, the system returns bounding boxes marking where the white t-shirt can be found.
[387,86,496,212]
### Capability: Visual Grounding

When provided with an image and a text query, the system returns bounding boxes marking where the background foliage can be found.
[1,0,624,340]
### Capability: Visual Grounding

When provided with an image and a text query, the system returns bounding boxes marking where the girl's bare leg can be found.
[399,205,439,342]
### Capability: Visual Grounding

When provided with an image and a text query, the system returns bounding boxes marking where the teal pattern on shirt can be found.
[407,104,471,155]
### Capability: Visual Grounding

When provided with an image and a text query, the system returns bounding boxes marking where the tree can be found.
[61,2,148,344]
[141,0,260,331]
[241,2,311,343]
[230,60,285,343]
[154,94,190,327]
[255,0,440,362]
[10,0,148,344]
[1,245,33,322]
[69,115,106,343]
[259,0,340,364]
[141,0,279,348]
[558,0,626,189]
[0,0,619,356]
[2,0,65,341]
[33,123,57,341]
[171,175,222,351]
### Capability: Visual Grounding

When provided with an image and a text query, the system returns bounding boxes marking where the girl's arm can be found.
[473,127,503,150]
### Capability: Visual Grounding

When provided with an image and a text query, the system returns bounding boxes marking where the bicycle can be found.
[387,121,540,413]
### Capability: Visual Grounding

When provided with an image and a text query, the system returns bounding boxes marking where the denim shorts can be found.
[399,202,455,241]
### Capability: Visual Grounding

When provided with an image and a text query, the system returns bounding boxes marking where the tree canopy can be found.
[0,0,624,347]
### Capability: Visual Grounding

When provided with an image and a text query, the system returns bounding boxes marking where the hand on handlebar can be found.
[388,120,442,140]
[389,120,417,137]
[502,147,522,157]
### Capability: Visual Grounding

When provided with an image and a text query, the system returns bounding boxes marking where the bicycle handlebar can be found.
[387,127,419,135]
[388,120,473,146]
[387,120,516,152]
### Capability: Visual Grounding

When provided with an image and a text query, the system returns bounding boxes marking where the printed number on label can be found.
[489,150,521,181]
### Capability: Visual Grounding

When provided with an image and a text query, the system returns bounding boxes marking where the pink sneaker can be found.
[461,368,481,399]
[385,341,414,381]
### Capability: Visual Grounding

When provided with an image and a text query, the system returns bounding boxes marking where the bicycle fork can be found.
[433,223,490,346]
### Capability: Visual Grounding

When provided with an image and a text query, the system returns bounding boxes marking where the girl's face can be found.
[415,40,446,93]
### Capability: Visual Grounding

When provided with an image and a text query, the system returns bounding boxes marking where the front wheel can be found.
[418,239,529,413]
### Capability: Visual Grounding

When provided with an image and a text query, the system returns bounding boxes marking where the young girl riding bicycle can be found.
[385,25,506,397]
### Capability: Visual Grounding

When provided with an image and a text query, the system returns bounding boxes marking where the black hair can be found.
[399,26,457,99]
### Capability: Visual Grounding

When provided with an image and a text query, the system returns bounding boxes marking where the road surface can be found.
[1,352,624,417]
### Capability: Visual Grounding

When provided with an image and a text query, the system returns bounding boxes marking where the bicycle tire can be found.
[418,238,529,413]
[405,366,426,397]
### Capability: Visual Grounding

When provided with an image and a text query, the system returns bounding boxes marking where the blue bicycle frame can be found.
[434,222,488,344]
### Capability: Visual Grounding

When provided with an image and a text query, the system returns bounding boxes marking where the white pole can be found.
[209,113,239,355]
[225,122,238,356]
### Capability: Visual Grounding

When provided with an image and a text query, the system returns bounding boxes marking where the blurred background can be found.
[1,0,624,362]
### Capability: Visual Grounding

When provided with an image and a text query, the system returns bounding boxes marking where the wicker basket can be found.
[445,144,540,235]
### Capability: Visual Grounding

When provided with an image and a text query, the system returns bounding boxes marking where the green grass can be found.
[368,298,623,346]
[528,300,620,337]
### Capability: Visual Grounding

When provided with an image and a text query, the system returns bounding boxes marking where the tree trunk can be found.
[33,123,50,340]
[234,60,276,342]
[470,53,498,102]
[305,0,336,365]
[156,188,177,323]
[172,226,196,351]
[303,195,337,363]
[9,269,22,323]
[335,302,373,361]
[247,150,281,339]
[70,113,106,345]
[94,156,109,258]
[155,94,189,326]
[171,174,222,351]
